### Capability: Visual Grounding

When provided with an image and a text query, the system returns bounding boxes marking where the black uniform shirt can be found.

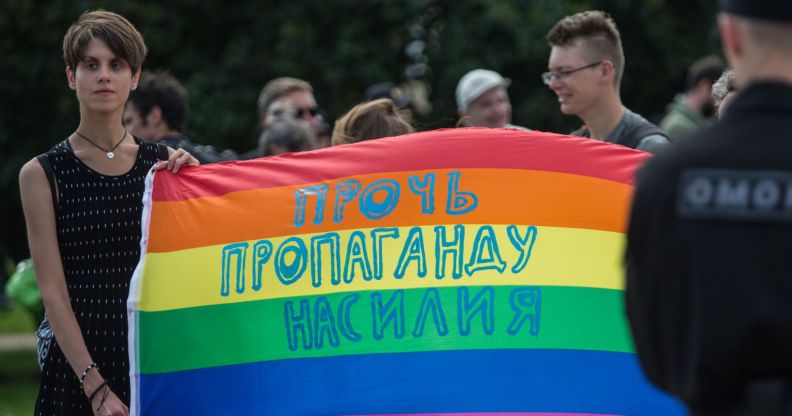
[626,81,792,411]
[160,134,239,164]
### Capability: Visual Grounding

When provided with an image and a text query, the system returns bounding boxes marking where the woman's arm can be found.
[20,158,126,414]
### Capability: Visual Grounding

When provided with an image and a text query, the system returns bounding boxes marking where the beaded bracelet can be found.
[79,363,98,390]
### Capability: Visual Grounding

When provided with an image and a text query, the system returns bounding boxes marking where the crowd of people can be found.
[14,0,792,414]
[125,10,731,164]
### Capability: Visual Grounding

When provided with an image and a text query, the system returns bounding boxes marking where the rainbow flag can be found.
[128,128,682,415]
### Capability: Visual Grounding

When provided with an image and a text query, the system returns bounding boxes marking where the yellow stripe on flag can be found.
[134,224,625,312]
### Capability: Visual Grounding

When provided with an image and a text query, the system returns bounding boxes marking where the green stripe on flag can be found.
[137,285,631,374]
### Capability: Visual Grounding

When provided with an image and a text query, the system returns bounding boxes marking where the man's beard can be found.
[701,99,716,118]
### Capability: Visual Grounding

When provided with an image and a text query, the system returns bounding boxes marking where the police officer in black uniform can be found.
[625,1,792,415]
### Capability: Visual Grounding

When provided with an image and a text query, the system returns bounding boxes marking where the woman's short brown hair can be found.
[63,10,147,73]
[331,99,413,146]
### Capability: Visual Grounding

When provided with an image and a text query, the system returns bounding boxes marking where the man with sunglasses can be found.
[257,77,327,145]
[545,10,668,154]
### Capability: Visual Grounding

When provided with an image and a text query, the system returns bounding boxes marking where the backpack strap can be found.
[157,143,169,160]
[36,153,58,213]
[619,122,669,149]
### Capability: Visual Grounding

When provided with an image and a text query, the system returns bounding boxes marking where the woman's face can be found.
[67,37,140,114]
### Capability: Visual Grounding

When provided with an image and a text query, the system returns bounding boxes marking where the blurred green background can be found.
[0,254,37,413]
[1,0,720,413]
[0,0,720,263]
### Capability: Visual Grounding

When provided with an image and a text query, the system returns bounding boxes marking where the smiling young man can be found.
[545,10,668,154]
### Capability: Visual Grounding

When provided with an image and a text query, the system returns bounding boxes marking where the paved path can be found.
[0,333,35,351]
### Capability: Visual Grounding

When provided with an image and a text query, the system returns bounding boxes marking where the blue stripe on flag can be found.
[137,349,682,415]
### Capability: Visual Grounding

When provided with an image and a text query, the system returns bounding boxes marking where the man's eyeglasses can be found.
[295,107,320,119]
[542,61,603,85]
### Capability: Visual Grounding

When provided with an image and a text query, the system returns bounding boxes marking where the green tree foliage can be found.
[0,0,719,259]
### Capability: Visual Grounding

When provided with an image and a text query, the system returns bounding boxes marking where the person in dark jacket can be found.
[659,56,725,141]
[626,1,792,414]
[124,70,238,163]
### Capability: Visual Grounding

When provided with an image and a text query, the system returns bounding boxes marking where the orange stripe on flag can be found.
[147,168,632,253]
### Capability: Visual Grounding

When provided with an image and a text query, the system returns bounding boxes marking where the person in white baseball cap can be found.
[455,69,528,129]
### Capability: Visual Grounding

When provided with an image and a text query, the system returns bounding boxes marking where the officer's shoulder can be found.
[635,140,689,188]
[633,125,721,193]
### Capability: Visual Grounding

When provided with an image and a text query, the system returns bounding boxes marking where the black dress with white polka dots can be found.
[35,137,161,415]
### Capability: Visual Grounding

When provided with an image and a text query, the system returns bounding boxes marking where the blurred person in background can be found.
[258,115,317,157]
[660,56,725,141]
[124,70,237,163]
[364,82,414,124]
[331,98,413,146]
[256,77,329,147]
[455,69,528,130]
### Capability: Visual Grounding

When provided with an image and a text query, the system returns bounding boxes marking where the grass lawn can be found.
[0,301,36,334]
[0,301,39,415]
[0,349,38,415]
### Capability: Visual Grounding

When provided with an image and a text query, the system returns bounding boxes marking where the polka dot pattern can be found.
[36,138,159,415]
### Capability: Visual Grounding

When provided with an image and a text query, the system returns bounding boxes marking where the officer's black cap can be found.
[720,0,792,23]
